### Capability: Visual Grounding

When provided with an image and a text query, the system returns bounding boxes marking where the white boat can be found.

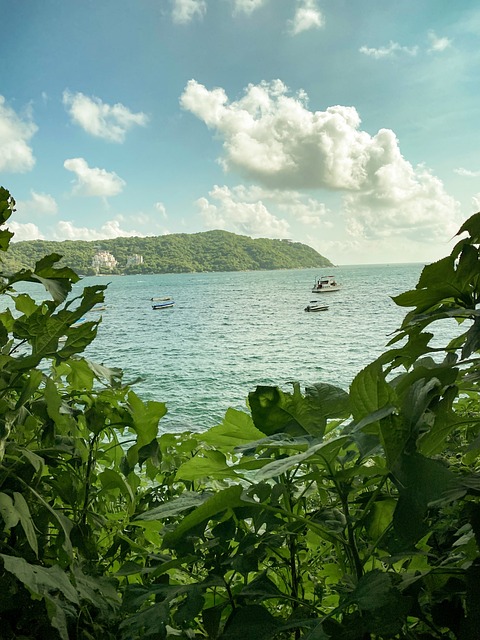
[312,275,340,293]
[152,300,175,310]
[305,301,329,312]
[150,296,172,302]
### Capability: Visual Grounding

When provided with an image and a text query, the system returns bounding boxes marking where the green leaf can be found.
[392,452,456,544]
[176,449,234,481]
[0,554,79,604]
[220,604,281,640]
[201,408,265,451]
[14,293,38,316]
[173,586,205,625]
[14,492,38,556]
[99,469,135,506]
[162,485,245,548]
[350,362,396,428]
[44,595,71,640]
[15,369,43,409]
[139,492,213,521]
[240,573,285,599]
[253,437,349,481]
[347,570,394,611]
[365,499,396,542]
[128,391,166,447]
[0,492,20,529]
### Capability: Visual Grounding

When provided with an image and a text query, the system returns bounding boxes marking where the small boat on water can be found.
[312,275,340,293]
[151,296,172,302]
[305,301,329,312]
[152,300,175,310]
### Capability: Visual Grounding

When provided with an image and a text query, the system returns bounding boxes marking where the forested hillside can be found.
[3,230,332,275]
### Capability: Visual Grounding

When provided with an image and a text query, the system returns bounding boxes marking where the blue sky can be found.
[1,0,479,264]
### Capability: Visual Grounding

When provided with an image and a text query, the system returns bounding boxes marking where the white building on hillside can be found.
[126,254,144,267]
[92,250,117,273]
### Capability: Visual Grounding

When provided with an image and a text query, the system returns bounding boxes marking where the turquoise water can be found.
[73,263,434,433]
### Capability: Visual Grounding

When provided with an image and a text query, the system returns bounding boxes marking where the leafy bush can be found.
[1,186,480,639]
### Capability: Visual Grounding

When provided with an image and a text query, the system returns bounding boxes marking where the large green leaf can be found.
[176,449,236,481]
[200,408,265,451]
[128,391,166,446]
[350,362,396,427]
[0,554,79,604]
[162,485,245,548]
[14,492,38,556]
[392,452,457,545]
[248,383,347,438]
[253,436,349,481]
[220,604,281,640]
[139,491,213,521]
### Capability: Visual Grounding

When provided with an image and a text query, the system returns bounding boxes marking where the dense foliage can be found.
[1,184,480,639]
[4,230,332,276]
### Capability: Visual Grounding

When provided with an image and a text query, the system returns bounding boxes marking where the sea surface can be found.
[59,262,454,434]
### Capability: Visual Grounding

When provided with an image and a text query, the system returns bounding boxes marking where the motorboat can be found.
[151,296,172,302]
[152,300,175,310]
[305,301,329,312]
[312,275,340,293]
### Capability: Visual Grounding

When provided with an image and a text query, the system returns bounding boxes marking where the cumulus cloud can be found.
[52,219,144,241]
[0,96,37,172]
[16,191,58,216]
[289,0,324,35]
[8,221,44,242]
[64,157,126,197]
[428,30,452,52]
[343,164,459,242]
[196,185,290,237]
[359,41,419,58]
[63,91,148,142]
[221,184,329,227]
[181,79,460,243]
[172,0,206,24]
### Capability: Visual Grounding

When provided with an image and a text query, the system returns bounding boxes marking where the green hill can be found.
[2,230,333,275]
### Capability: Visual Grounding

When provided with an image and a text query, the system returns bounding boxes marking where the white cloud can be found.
[9,221,44,242]
[471,194,480,211]
[454,167,480,177]
[289,0,324,35]
[172,0,206,24]
[16,191,58,216]
[52,219,144,241]
[225,184,329,227]
[428,30,452,52]
[63,91,148,142]
[64,158,126,197]
[0,96,37,172]
[343,163,460,242]
[196,185,290,237]
[359,41,419,59]
[181,79,461,244]
[233,0,266,14]
[155,202,168,219]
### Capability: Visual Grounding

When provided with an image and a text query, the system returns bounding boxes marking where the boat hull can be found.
[311,286,340,293]
[305,305,329,312]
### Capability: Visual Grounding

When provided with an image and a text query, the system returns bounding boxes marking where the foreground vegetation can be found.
[4,230,332,275]
[1,185,480,639]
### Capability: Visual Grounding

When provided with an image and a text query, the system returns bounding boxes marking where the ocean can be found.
[71,262,446,433]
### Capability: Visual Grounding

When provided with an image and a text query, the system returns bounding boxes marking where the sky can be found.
[1,0,480,265]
